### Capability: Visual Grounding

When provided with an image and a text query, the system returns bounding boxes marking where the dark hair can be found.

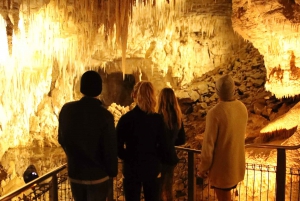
[23,165,39,183]
[80,70,102,97]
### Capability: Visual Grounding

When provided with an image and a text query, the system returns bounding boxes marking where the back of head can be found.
[23,165,39,183]
[158,88,182,129]
[158,88,177,112]
[80,70,102,97]
[136,81,156,114]
[131,81,145,101]
[215,74,235,101]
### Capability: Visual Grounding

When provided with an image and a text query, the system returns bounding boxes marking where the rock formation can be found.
[0,1,299,198]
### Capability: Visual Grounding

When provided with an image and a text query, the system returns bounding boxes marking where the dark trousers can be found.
[160,164,175,201]
[123,177,160,201]
[70,180,109,201]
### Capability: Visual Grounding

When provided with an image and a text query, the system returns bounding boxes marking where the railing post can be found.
[49,174,58,201]
[276,149,286,201]
[188,151,196,201]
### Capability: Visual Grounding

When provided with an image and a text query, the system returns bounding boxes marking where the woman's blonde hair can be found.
[131,81,145,101]
[158,88,182,130]
[136,81,156,114]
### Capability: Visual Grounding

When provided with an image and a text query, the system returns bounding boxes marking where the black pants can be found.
[70,180,109,201]
[123,177,160,201]
[160,164,175,201]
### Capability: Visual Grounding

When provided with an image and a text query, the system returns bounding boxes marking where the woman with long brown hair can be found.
[117,81,170,201]
[158,88,186,201]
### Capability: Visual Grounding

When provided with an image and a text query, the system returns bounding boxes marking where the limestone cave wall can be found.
[0,0,300,198]
[0,0,248,159]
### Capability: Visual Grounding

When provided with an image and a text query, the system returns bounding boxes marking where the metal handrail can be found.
[175,146,201,153]
[177,143,300,152]
[1,143,300,201]
[245,143,300,201]
[175,146,201,200]
[0,164,67,201]
[175,143,300,201]
[245,143,300,150]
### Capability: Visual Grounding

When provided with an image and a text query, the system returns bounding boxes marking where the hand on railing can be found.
[197,170,208,179]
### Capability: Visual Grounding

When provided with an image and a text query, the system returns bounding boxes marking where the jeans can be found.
[123,177,161,201]
[70,180,109,201]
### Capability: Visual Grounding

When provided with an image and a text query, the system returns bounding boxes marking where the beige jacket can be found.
[199,99,248,188]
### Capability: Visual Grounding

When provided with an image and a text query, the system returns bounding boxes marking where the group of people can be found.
[58,70,248,201]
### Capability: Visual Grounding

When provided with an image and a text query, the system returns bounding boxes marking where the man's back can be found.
[58,70,117,201]
[59,96,117,180]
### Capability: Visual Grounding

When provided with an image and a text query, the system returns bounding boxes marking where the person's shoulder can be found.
[98,106,115,118]
[206,103,226,119]
[125,106,139,117]
[119,109,134,120]
[151,112,164,122]
[101,106,113,113]
[152,112,163,118]
[238,101,248,116]
[116,110,134,127]
[61,100,79,110]
[208,103,220,113]
[234,99,247,109]
[59,101,80,118]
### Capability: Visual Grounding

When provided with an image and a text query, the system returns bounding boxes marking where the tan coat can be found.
[199,99,248,188]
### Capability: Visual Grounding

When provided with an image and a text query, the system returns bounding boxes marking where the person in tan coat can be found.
[198,74,248,201]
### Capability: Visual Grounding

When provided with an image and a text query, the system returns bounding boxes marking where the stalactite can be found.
[0,16,9,65]
[0,0,187,88]
[260,126,297,143]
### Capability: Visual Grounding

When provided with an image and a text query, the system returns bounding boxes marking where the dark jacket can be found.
[116,106,170,181]
[58,96,117,180]
[164,121,186,165]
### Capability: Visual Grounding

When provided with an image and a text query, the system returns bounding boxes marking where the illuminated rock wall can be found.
[232,0,300,98]
[0,1,299,191]
[0,0,250,160]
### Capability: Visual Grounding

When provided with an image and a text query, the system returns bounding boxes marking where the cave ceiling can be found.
[1,0,299,98]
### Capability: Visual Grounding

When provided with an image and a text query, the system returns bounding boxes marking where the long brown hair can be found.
[158,88,182,130]
[136,81,156,114]
[131,81,145,102]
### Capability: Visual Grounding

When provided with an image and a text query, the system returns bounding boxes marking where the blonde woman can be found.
[158,88,186,201]
[116,81,169,201]
[131,80,145,101]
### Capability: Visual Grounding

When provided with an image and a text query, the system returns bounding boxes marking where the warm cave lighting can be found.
[0,0,186,155]
[264,38,300,99]
[0,0,186,76]
[0,16,9,65]
[1,1,300,200]
[260,96,300,139]
[239,168,277,200]
[265,70,300,99]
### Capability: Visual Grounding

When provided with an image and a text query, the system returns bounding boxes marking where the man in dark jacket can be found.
[58,70,117,201]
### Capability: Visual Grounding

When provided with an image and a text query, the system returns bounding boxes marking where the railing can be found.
[0,144,300,201]
[0,164,70,201]
[175,146,201,201]
[244,143,300,201]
